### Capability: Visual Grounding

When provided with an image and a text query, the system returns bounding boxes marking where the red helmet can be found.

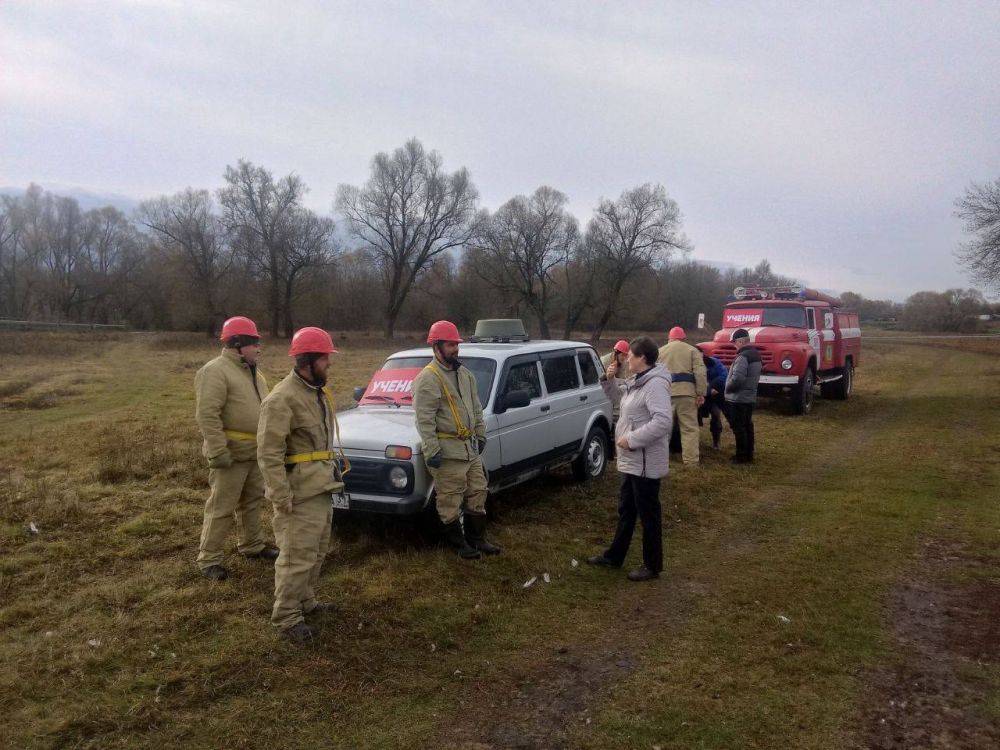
[426,320,463,344]
[288,327,338,356]
[220,316,259,341]
[613,339,630,354]
[668,326,686,341]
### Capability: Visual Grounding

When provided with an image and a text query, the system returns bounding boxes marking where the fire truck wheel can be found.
[831,360,853,400]
[792,368,815,415]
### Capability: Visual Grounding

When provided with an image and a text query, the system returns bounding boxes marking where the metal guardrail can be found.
[0,319,126,331]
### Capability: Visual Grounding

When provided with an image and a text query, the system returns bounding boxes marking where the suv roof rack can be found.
[468,318,531,343]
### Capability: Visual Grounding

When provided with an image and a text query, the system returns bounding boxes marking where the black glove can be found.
[476,437,487,455]
[426,452,443,469]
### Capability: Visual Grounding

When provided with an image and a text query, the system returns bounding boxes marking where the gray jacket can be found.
[724,345,762,404]
[601,364,673,479]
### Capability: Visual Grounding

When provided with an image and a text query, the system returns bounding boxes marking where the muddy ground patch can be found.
[860,542,1000,749]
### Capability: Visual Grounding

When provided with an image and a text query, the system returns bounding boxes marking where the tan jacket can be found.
[658,340,707,399]
[257,370,345,508]
[413,360,486,461]
[194,348,269,463]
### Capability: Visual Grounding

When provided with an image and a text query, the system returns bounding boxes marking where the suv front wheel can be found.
[572,425,609,481]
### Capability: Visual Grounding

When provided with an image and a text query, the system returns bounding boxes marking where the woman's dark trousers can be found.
[604,473,663,573]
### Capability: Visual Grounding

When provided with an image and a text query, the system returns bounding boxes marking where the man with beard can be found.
[257,327,347,642]
[194,316,278,580]
[413,320,498,560]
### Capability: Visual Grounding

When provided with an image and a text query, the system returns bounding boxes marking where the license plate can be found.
[332,493,350,510]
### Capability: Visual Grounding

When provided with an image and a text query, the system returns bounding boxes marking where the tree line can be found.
[3,139,994,341]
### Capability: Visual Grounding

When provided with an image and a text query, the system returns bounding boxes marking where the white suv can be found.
[334,330,613,515]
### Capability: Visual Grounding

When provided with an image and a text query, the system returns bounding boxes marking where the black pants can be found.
[729,402,755,460]
[605,473,663,573]
[698,394,727,446]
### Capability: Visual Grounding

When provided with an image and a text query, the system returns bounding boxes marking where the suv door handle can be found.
[540,405,551,412]
[579,395,588,401]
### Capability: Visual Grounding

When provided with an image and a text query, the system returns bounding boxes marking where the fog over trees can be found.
[1,140,994,337]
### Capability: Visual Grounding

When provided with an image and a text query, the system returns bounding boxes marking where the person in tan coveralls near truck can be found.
[413,320,500,560]
[194,316,278,581]
[658,326,707,465]
[257,327,347,643]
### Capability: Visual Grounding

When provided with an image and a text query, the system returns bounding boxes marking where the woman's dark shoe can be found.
[627,567,659,582]
[586,555,621,568]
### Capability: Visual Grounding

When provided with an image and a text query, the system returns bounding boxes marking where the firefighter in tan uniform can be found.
[194,316,278,580]
[257,327,347,643]
[658,326,707,465]
[413,320,500,560]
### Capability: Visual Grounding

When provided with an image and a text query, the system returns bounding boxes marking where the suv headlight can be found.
[781,358,793,370]
[388,466,409,490]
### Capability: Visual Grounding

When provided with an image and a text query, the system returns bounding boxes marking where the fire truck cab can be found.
[697,286,861,414]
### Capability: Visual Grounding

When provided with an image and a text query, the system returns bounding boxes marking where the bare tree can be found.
[336,138,480,339]
[473,186,578,337]
[560,238,596,339]
[0,195,22,317]
[219,161,336,337]
[956,178,1000,292]
[585,184,689,344]
[79,207,144,324]
[140,189,234,336]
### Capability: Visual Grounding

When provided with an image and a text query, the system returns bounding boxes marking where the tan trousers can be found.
[429,456,488,524]
[197,460,267,569]
[271,493,333,630]
[673,396,700,465]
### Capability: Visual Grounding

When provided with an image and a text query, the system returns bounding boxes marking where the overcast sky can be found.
[2,0,998,300]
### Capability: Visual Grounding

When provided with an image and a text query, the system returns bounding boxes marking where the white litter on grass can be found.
[44,631,54,638]
[571,558,579,568]
[542,573,551,584]
[87,639,101,648]
[28,522,39,535]
[522,576,537,589]
[777,615,791,624]
[430,643,436,652]
[154,685,162,703]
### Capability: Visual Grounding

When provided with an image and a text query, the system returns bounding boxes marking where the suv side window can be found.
[503,361,541,400]
[577,351,599,385]
[542,354,580,393]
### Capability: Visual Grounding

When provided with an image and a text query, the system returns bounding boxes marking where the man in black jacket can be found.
[724,329,762,464]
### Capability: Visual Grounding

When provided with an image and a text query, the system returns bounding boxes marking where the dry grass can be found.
[0,331,998,749]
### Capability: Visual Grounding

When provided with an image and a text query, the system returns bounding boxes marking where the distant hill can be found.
[0,184,140,214]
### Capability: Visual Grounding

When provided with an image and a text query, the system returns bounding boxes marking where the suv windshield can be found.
[761,307,807,327]
[374,356,496,406]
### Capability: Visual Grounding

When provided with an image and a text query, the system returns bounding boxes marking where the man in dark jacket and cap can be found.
[724,329,762,464]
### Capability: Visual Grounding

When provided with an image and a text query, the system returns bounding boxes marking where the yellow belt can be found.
[285,450,334,464]
[283,387,351,475]
[224,429,257,442]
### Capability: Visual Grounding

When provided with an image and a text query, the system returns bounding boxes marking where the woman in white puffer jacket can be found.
[587,336,672,581]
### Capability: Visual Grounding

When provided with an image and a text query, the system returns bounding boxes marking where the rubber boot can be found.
[443,520,481,559]
[464,512,501,556]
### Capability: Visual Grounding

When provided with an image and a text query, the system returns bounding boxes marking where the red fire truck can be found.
[697,286,861,414]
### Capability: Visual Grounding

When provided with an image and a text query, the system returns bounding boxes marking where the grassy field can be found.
[1,331,998,749]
